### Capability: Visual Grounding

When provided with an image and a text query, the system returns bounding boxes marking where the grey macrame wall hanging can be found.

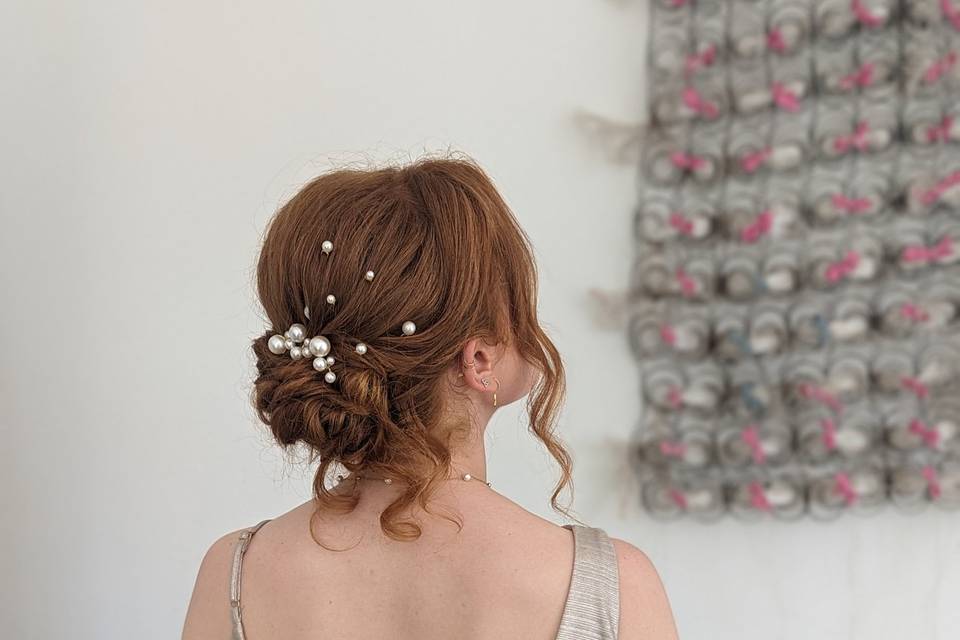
[630,0,960,520]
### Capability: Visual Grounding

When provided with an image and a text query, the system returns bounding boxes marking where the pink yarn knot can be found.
[740,147,772,174]
[682,86,720,118]
[821,418,838,451]
[667,386,684,410]
[922,466,943,500]
[833,472,859,506]
[926,116,955,143]
[901,377,930,399]
[901,236,954,264]
[741,425,767,464]
[668,488,689,509]
[684,45,717,76]
[771,83,801,112]
[851,0,884,27]
[831,193,873,214]
[943,0,960,30]
[767,29,787,53]
[900,303,930,323]
[670,151,706,171]
[840,63,875,90]
[799,383,843,414]
[923,51,958,84]
[833,121,871,154]
[675,268,699,297]
[748,482,772,512]
[825,250,861,283]
[659,440,688,458]
[740,209,773,244]
[919,171,960,205]
[909,418,941,448]
[660,324,677,345]
[669,211,695,236]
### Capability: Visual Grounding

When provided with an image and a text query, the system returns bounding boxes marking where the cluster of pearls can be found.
[265,239,420,384]
[267,323,341,383]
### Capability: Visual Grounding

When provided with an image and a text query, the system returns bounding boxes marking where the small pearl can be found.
[326,294,336,305]
[325,356,335,365]
[285,337,294,350]
[324,371,336,383]
[312,357,328,372]
[309,336,331,357]
[384,478,393,484]
[290,346,303,359]
[463,473,472,481]
[402,321,416,335]
[365,270,375,281]
[268,335,287,355]
[355,343,368,354]
[321,240,333,254]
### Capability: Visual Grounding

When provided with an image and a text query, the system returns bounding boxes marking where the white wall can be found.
[2,1,957,638]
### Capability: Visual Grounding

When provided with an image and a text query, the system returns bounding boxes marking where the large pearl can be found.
[308,336,331,357]
[288,323,307,343]
[324,371,336,383]
[402,321,416,335]
[268,335,287,355]
[326,294,336,305]
[355,343,368,354]
[312,357,328,372]
[321,240,333,254]
[365,270,375,281]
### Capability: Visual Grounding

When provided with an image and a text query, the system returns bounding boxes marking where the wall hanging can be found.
[630,0,960,519]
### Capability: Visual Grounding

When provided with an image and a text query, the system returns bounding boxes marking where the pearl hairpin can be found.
[267,318,414,384]
[269,245,419,385]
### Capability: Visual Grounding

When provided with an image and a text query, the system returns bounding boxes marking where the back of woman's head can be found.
[251,153,572,541]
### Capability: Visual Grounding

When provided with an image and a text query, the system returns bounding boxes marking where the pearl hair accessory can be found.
[265,239,418,385]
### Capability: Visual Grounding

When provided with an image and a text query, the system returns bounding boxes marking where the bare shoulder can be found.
[181,527,248,640]
[609,537,680,640]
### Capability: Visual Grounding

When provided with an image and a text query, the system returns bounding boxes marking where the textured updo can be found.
[251,153,572,542]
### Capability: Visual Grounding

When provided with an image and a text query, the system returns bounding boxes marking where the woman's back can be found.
[183,157,677,639]
[183,484,677,639]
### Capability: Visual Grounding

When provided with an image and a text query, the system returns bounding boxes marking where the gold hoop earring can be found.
[492,377,500,407]
[457,359,476,378]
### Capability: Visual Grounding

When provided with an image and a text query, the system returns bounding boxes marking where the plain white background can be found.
[2,1,958,638]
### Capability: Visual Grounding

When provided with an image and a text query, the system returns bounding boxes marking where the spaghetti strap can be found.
[556,524,621,640]
[229,519,272,640]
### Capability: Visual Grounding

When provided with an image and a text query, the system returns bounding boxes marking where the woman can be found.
[182,155,678,639]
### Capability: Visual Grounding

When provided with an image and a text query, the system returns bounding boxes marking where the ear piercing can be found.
[479,376,501,406]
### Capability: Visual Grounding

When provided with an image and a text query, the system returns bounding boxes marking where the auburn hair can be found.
[251,153,574,544]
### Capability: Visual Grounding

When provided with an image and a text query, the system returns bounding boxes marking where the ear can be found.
[459,337,499,395]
